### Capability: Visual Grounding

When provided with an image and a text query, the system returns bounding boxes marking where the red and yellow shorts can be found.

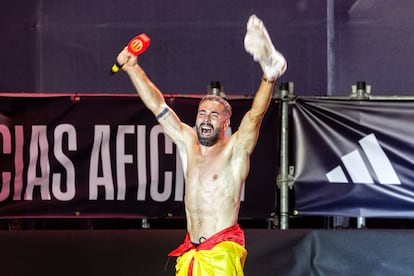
[168,224,247,276]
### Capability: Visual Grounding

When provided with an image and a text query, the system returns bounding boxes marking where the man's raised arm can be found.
[235,14,287,155]
[116,47,188,146]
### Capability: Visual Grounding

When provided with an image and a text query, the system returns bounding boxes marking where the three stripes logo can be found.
[326,133,401,185]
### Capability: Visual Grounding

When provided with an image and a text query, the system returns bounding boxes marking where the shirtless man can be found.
[116,14,286,276]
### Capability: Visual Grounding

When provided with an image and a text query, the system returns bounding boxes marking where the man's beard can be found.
[197,124,220,146]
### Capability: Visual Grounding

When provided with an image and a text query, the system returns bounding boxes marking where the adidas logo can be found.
[326,133,401,185]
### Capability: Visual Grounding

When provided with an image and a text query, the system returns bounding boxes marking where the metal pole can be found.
[357,216,366,229]
[278,83,290,230]
[327,0,335,96]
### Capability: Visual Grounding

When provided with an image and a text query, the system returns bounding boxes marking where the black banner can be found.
[292,97,414,218]
[0,94,280,218]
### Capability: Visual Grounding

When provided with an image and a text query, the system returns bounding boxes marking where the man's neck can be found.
[198,137,228,156]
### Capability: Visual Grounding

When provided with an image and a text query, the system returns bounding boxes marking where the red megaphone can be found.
[110,33,151,75]
[127,33,151,56]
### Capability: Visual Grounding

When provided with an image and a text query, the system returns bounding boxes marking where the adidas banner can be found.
[292,97,414,218]
[0,94,280,218]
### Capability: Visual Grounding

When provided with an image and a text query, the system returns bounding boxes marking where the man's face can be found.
[196,100,228,146]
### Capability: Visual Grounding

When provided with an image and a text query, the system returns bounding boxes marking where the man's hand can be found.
[116,47,138,72]
[244,14,287,80]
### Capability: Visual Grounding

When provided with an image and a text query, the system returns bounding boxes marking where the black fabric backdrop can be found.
[5,94,414,220]
[292,97,414,218]
[0,0,326,95]
[0,94,280,218]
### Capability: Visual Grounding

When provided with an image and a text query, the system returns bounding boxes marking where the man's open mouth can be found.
[200,124,213,137]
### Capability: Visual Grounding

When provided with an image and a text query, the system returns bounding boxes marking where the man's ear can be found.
[224,118,230,129]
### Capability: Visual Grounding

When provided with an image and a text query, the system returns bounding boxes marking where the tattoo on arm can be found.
[156,107,169,120]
